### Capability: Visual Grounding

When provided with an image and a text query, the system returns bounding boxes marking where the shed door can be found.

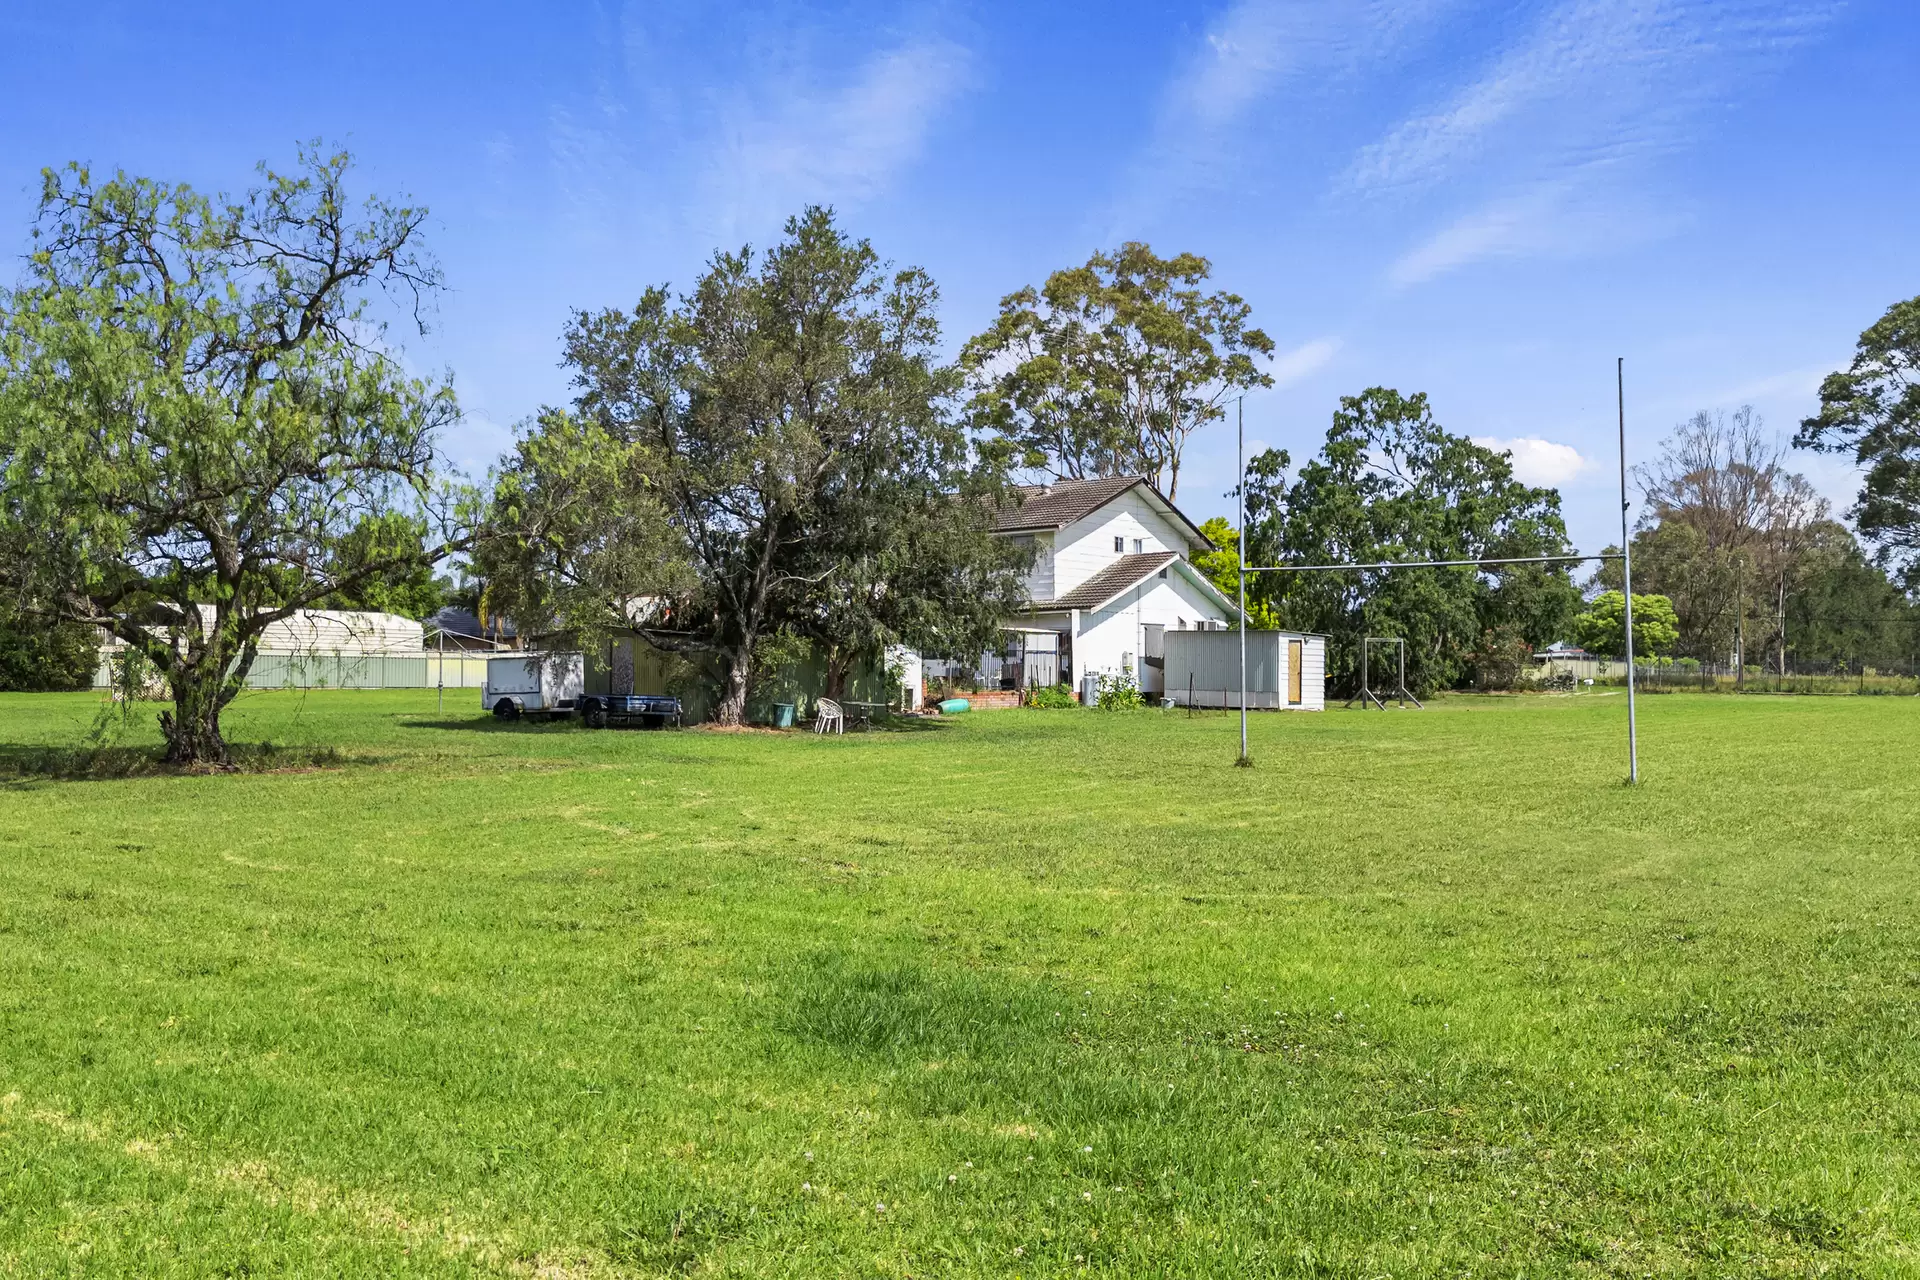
[1287,639,1304,705]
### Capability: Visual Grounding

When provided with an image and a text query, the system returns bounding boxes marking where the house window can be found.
[1158,568,1167,579]
[1133,538,1145,554]
[1113,535,1125,553]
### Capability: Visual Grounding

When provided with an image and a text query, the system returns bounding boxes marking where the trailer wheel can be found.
[584,702,607,729]
[492,699,521,720]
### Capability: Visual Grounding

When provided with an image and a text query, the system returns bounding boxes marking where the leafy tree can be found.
[1609,407,1826,662]
[1570,592,1679,659]
[1779,521,1918,670]
[961,243,1272,501]
[474,409,688,654]
[1797,295,1920,587]
[1465,623,1534,691]
[0,600,99,691]
[0,148,466,764]
[319,514,449,619]
[1242,388,1579,693]
[1191,516,1279,628]
[496,208,1025,723]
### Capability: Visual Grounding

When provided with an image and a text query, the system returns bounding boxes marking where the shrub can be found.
[1023,683,1078,709]
[1094,670,1144,711]
[0,602,100,691]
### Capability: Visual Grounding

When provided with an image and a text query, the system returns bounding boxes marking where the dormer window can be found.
[1113,536,1125,553]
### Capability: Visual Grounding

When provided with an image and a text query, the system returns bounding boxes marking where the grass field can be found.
[1,689,1915,1277]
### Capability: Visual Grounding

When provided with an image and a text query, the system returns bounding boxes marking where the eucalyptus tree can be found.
[962,243,1272,501]
[0,148,466,764]
[1798,294,1920,588]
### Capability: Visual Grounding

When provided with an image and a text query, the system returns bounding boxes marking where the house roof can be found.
[1045,552,1181,609]
[993,476,1213,550]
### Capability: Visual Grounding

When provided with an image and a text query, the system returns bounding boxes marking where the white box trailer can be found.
[483,652,585,720]
[1161,630,1325,710]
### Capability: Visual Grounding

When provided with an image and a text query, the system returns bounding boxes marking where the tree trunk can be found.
[714,648,751,726]
[825,646,852,701]
[159,663,230,766]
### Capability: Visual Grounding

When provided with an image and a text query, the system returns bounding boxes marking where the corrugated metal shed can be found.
[1162,630,1326,710]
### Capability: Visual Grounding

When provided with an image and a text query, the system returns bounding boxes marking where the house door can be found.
[1141,623,1165,694]
[1287,639,1304,705]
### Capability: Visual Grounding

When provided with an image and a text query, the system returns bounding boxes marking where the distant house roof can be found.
[993,476,1214,550]
[1534,641,1590,658]
[428,607,513,645]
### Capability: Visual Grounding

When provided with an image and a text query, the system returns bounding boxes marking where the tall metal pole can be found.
[1237,397,1250,766]
[1618,358,1639,784]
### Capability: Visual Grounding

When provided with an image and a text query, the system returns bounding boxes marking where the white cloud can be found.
[1359,0,1835,284]
[1270,337,1341,387]
[1349,0,1834,197]
[1110,0,1457,228]
[703,37,971,238]
[1472,435,1592,487]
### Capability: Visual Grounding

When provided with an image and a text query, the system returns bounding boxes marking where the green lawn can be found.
[1,689,1915,1277]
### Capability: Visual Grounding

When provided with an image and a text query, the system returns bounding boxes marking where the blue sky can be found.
[4,1,1915,554]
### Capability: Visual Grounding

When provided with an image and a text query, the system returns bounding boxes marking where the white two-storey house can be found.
[977,475,1240,697]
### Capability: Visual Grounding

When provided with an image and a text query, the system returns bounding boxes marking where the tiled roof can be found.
[992,475,1145,533]
[1043,552,1180,609]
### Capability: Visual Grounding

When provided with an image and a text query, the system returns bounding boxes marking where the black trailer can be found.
[578,693,682,729]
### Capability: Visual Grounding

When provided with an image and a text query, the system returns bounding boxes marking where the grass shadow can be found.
[0,740,374,785]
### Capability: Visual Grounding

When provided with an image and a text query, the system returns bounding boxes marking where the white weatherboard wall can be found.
[1162,630,1325,710]
[1051,488,1191,598]
[1074,569,1233,682]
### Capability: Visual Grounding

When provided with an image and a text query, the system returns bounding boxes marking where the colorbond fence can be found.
[94,652,495,691]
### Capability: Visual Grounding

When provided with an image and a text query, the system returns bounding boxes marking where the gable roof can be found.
[1047,552,1180,609]
[993,475,1213,550]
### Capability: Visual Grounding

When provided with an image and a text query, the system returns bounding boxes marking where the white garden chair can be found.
[813,698,845,735]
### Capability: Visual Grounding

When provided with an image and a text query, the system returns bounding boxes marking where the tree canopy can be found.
[0,147,466,763]
[960,243,1272,501]
[1595,405,1919,673]
[1242,388,1580,693]
[1797,294,1920,588]
[482,208,1027,722]
[1569,592,1680,659]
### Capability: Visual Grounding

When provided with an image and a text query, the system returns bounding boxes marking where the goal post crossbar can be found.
[1241,551,1623,575]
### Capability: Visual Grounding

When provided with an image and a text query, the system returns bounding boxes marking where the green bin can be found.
[773,702,796,728]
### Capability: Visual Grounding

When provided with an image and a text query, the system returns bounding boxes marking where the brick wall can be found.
[924,688,1026,710]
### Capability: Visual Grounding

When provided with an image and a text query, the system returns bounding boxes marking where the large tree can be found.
[1243,388,1579,693]
[0,148,465,764]
[1797,295,1920,588]
[489,208,1026,723]
[1604,407,1828,666]
[961,243,1272,501]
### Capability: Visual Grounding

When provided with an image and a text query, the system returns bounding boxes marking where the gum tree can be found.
[962,243,1272,501]
[0,148,465,764]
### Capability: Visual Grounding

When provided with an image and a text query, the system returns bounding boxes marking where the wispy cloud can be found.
[1111,0,1458,230]
[1365,0,1836,284]
[1472,434,1593,487]
[1271,336,1341,387]
[702,37,971,240]
[1386,176,1684,284]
